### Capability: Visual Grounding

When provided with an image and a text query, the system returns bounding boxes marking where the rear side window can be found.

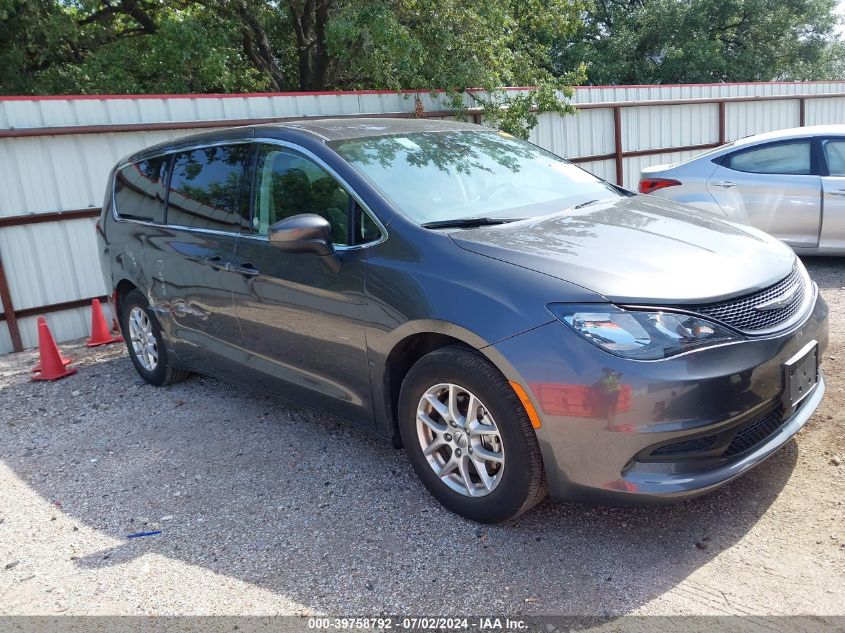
[166,144,251,232]
[726,141,811,175]
[822,139,845,176]
[114,156,168,222]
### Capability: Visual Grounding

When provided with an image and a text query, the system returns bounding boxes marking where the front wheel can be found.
[398,346,546,523]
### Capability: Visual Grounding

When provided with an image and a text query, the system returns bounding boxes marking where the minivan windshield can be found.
[330,130,622,226]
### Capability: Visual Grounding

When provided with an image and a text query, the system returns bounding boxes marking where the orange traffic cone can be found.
[32,319,77,381]
[32,317,71,373]
[86,298,123,347]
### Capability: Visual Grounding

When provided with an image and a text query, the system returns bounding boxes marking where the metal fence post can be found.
[0,253,23,352]
[613,106,623,185]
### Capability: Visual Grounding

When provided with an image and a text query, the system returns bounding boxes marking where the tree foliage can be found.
[0,1,267,93]
[557,0,845,84]
[1,0,843,136]
[0,0,588,136]
[323,0,586,134]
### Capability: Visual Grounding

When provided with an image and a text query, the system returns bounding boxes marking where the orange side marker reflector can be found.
[509,381,542,429]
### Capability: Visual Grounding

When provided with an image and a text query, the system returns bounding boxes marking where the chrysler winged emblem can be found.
[754,285,800,312]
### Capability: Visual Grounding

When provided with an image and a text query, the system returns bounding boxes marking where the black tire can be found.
[398,345,546,523]
[120,290,190,387]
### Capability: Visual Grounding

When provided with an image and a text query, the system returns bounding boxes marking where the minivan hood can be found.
[450,196,796,304]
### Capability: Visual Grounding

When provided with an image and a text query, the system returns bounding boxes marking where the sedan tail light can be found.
[639,177,682,194]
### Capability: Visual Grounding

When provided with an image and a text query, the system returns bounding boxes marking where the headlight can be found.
[548,304,742,360]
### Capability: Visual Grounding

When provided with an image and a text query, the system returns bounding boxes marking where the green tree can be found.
[324,0,586,135]
[0,0,268,94]
[558,0,845,84]
[0,0,588,137]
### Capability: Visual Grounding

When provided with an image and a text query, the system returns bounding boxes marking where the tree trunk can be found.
[311,0,330,90]
[233,1,286,91]
[289,0,332,91]
[119,0,158,34]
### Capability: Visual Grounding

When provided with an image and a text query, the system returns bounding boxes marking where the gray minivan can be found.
[98,118,827,523]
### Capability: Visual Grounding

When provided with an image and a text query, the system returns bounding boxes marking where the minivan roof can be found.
[120,117,480,166]
[258,117,480,141]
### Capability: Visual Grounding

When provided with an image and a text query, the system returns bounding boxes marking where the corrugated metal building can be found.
[2,82,845,353]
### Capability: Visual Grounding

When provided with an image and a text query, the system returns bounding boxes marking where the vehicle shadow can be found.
[0,350,799,615]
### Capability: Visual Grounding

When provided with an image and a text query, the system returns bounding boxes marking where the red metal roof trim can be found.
[1,82,844,102]
[0,86,536,102]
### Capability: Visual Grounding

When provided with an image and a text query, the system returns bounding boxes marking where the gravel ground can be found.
[0,258,843,617]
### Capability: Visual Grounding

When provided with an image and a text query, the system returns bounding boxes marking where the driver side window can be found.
[253,144,350,246]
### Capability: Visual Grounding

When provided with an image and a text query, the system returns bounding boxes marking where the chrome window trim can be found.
[112,136,388,251]
[111,137,254,237]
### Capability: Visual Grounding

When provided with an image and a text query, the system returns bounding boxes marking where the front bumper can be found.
[491,286,829,504]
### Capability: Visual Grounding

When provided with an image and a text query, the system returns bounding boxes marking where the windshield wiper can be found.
[421,217,518,229]
[572,199,600,209]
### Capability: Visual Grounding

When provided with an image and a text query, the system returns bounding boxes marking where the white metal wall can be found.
[569,81,845,103]
[2,82,845,353]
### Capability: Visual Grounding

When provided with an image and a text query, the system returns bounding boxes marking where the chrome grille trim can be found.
[683,265,807,333]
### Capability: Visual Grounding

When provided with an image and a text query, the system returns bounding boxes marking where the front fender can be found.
[367,317,554,441]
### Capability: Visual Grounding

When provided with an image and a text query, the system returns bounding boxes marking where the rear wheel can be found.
[398,346,546,523]
[121,290,189,386]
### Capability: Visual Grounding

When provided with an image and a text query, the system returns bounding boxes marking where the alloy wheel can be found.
[128,306,158,371]
[416,383,505,497]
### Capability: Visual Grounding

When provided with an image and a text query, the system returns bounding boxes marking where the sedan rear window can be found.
[330,130,620,225]
[727,141,811,175]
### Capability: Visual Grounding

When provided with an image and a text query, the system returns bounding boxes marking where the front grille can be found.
[646,404,788,461]
[685,266,805,332]
[723,405,787,456]
[651,434,718,456]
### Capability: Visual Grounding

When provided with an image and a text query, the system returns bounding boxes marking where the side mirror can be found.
[267,214,340,272]
[268,214,335,256]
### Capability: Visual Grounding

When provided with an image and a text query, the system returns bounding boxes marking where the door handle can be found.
[711,180,737,188]
[202,255,227,271]
[827,189,845,196]
[229,262,260,277]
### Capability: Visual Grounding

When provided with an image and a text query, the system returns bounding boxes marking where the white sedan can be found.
[638,125,845,254]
